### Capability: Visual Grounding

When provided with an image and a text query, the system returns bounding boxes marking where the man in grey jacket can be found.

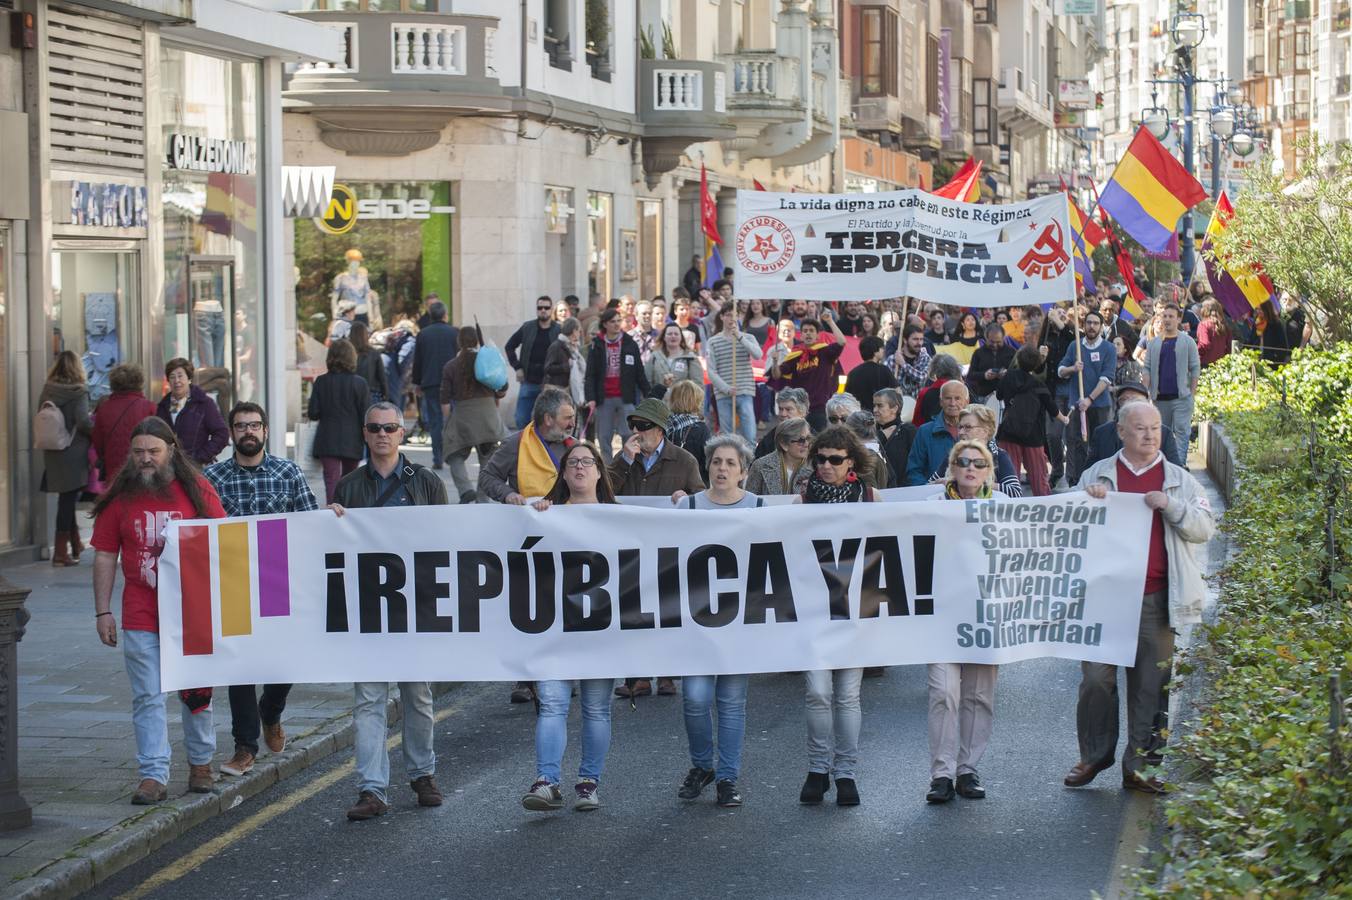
[1143,302,1201,460]
[1063,403,1215,795]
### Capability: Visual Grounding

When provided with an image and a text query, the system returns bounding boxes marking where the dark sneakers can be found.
[799,771,830,804]
[956,772,986,799]
[411,775,443,807]
[926,777,956,804]
[346,790,388,820]
[678,766,715,800]
[509,682,535,704]
[715,780,742,808]
[834,778,860,806]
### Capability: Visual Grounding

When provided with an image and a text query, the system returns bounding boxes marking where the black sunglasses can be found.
[627,419,659,432]
[953,457,990,470]
[815,453,849,466]
[364,422,402,434]
[827,415,848,425]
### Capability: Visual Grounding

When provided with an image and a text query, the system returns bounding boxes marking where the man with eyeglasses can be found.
[329,402,448,820]
[505,295,563,430]
[205,403,319,781]
[609,397,704,500]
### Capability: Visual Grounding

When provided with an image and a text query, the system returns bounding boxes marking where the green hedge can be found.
[1135,345,1352,896]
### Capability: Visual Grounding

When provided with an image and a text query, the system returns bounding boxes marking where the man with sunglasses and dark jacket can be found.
[329,401,448,820]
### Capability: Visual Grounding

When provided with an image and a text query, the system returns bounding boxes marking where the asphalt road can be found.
[91,662,1138,900]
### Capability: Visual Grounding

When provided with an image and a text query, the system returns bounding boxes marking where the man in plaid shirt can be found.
[205,401,319,779]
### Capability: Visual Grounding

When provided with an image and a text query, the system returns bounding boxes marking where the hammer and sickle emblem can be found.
[1017,220,1071,280]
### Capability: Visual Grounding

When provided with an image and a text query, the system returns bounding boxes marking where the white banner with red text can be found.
[155,494,1150,690]
[733,189,1076,304]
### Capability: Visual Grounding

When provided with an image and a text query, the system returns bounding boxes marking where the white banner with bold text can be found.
[156,494,1150,690]
[733,189,1076,304]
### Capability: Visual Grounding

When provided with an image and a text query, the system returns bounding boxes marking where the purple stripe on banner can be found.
[256,519,291,617]
[1098,181,1175,253]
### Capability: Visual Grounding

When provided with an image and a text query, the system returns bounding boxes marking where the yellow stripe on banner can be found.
[218,522,252,636]
[1237,273,1271,308]
[1113,154,1188,231]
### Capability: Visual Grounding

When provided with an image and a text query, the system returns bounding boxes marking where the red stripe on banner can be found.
[179,525,214,655]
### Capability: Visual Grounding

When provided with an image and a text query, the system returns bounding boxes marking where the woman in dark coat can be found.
[308,339,371,504]
[350,321,389,403]
[156,357,229,466]
[39,351,93,565]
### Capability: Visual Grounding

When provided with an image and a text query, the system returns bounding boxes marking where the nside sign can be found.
[317,183,455,235]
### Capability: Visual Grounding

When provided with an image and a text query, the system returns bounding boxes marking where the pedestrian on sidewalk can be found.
[1065,403,1215,795]
[797,426,878,808]
[440,327,508,504]
[669,435,761,809]
[521,442,618,813]
[410,300,459,468]
[205,402,319,779]
[328,401,448,821]
[91,363,157,496]
[38,350,93,566]
[156,358,229,467]
[925,440,1005,804]
[90,416,226,804]
[1143,302,1201,460]
[307,339,371,505]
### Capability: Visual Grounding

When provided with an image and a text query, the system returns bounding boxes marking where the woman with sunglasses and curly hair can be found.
[924,439,1006,805]
[795,425,878,808]
[520,442,618,814]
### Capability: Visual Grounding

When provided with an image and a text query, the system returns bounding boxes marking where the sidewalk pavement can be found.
[2,443,470,899]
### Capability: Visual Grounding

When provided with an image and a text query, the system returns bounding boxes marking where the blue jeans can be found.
[534,679,614,784]
[122,629,216,784]
[682,674,750,782]
[194,309,226,368]
[715,394,757,444]
[353,681,436,803]
[419,392,444,466]
[514,381,543,430]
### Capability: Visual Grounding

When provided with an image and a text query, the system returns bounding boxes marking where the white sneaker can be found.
[573,778,601,811]
[521,779,563,811]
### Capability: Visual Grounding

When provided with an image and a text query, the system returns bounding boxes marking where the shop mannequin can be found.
[331,248,372,319]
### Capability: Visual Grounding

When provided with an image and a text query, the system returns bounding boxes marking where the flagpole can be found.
[1073,309,1088,439]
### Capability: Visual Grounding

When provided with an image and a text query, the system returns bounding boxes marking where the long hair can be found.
[658,323,689,356]
[91,417,212,518]
[1198,298,1230,339]
[809,425,874,482]
[48,350,86,385]
[545,442,617,504]
[454,326,482,396]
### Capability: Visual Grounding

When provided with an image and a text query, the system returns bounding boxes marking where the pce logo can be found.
[736,216,796,275]
[1017,220,1070,281]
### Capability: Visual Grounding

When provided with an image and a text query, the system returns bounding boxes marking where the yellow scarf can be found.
[516,423,562,498]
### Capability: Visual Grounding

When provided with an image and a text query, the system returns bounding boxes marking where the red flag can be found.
[700,164,722,245]
[752,178,767,191]
[1060,176,1106,246]
[931,157,982,202]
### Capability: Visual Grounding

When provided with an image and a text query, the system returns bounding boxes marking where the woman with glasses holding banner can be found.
[796,426,878,808]
[521,442,619,813]
[924,440,1005,805]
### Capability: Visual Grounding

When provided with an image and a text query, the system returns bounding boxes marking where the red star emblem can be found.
[751,232,779,260]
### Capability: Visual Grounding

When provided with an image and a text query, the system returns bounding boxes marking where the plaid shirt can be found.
[204,453,320,517]
[886,347,932,397]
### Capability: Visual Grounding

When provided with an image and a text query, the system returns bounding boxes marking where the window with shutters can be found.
[45,7,146,174]
[859,7,897,97]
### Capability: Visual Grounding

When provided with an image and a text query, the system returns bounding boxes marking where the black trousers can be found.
[229,683,293,755]
[55,489,79,531]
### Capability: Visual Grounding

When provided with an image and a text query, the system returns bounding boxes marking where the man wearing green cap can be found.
[609,397,705,500]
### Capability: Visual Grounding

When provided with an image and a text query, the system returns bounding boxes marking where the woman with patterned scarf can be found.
[924,439,1006,805]
[663,379,712,482]
[795,426,878,809]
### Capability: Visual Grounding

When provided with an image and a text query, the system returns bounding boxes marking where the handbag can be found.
[472,320,509,391]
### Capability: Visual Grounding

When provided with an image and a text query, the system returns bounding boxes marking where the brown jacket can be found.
[609,439,705,497]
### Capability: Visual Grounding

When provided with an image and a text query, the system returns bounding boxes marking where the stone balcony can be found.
[996,66,1055,135]
[637,59,736,186]
[718,49,848,164]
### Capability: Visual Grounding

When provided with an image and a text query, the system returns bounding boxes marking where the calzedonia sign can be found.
[166,134,257,175]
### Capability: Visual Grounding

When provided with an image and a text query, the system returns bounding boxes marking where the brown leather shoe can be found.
[220,748,255,777]
[410,775,443,807]
[656,677,677,696]
[346,790,388,820]
[188,763,215,793]
[131,778,167,805]
[630,679,652,697]
[1123,771,1167,795]
[1063,758,1114,787]
[51,532,76,567]
[263,721,286,754]
[69,530,85,561]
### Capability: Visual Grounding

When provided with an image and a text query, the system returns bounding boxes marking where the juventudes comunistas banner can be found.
[733,189,1076,304]
[155,494,1150,690]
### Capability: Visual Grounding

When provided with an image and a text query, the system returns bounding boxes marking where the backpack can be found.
[33,401,73,451]
[998,386,1045,446]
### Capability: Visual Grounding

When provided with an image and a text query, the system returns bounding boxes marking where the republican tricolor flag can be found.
[1202,191,1277,320]
[700,164,723,289]
[931,157,983,203]
[1065,194,1098,295]
[1098,126,1206,254]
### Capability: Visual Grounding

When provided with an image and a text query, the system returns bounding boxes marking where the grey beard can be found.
[129,463,174,495]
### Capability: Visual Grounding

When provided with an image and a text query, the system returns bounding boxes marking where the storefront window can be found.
[638,199,662,302]
[544,186,576,302]
[0,227,9,545]
[50,248,138,404]
[159,46,263,412]
[294,180,453,341]
[588,191,612,303]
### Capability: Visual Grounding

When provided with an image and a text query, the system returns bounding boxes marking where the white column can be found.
[261,57,289,455]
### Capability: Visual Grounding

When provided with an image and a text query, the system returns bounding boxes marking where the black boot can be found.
[799,771,830,805]
[835,777,860,806]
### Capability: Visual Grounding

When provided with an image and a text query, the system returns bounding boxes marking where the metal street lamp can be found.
[1230,132,1256,156]
[1143,107,1172,140]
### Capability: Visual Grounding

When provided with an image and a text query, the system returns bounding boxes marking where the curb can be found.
[3,684,454,900]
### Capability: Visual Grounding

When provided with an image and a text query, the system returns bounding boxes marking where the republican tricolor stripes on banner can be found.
[178,518,292,656]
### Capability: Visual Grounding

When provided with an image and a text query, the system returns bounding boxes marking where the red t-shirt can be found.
[603,336,623,399]
[1116,457,1168,594]
[91,478,226,633]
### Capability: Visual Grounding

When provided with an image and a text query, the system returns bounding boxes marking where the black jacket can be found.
[995,368,1059,447]
[505,320,561,385]
[842,361,898,412]
[967,344,1016,398]
[683,265,703,299]
[333,455,448,508]
[307,371,371,460]
[584,333,651,405]
[355,349,389,401]
[412,322,459,389]
[877,420,917,487]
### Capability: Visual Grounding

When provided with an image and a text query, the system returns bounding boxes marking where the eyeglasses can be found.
[564,457,597,469]
[231,421,264,433]
[827,415,849,425]
[815,453,849,466]
[364,422,402,434]
[953,457,991,470]
[537,305,553,312]
[786,436,810,445]
[627,420,659,432]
